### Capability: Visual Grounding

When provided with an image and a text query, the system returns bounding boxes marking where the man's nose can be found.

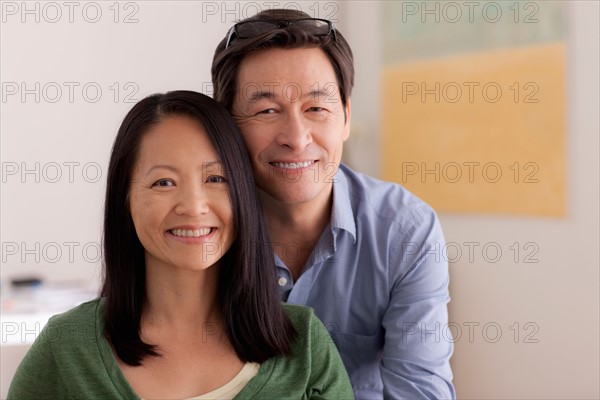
[275,112,313,151]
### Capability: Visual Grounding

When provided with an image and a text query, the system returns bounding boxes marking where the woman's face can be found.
[129,115,234,273]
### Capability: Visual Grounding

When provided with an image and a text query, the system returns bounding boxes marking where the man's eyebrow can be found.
[306,89,334,101]
[247,91,276,103]
[246,88,334,102]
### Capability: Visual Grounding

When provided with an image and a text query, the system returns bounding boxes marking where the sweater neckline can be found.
[92,298,277,399]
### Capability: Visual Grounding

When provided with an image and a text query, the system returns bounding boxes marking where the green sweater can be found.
[8,299,354,399]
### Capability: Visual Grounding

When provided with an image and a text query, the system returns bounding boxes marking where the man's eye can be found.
[152,179,174,187]
[207,175,227,184]
[308,107,325,112]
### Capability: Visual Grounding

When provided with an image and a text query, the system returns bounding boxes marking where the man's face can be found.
[231,47,351,206]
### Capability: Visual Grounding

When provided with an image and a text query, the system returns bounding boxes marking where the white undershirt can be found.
[185,362,260,400]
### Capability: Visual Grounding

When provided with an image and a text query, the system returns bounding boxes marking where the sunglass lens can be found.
[293,19,330,35]
[237,21,279,38]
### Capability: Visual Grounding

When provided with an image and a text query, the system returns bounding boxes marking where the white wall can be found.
[1,1,598,398]
[1,1,236,286]
[2,1,344,283]
[341,1,599,399]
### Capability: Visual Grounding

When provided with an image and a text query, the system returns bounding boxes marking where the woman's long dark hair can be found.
[101,90,296,366]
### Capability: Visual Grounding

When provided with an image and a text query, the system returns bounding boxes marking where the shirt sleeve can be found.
[7,321,67,399]
[380,209,456,399]
[305,310,356,400]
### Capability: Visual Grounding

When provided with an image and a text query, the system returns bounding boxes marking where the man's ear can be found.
[343,98,352,141]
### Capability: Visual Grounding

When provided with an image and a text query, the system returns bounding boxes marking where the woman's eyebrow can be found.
[145,164,179,177]
[144,161,222,177]
[202,160,222,168]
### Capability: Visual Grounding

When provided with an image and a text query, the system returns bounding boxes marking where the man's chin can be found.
[259,180,332,205]
[257,183,325,206]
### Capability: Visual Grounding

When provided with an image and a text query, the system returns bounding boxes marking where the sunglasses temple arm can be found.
[225,27,236,49]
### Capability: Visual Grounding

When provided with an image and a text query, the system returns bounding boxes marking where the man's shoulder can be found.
[340,164,437,229]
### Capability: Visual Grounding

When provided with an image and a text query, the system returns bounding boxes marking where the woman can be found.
[8,91,354,399]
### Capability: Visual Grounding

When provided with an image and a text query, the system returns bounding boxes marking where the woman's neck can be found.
[142,260,222,335]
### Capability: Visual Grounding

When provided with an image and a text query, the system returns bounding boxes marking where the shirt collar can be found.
[331,165,357,242]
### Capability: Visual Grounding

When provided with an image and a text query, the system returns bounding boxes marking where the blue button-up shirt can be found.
[275,164,455,399]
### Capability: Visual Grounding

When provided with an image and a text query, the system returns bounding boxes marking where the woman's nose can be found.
[174,185,210,216]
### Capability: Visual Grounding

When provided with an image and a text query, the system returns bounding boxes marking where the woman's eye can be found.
[152,179,174,187]
[207,175,227,184]
[257,108,276,115]
[308,107,325,112]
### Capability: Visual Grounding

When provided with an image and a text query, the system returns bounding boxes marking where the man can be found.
[211,9,455,399]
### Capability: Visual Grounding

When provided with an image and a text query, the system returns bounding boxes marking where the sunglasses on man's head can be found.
[225,18,337,49]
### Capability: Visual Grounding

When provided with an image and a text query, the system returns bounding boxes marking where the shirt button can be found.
[278,277,288,287]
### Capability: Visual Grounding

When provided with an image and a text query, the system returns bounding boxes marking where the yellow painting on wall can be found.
[381,2,566,216]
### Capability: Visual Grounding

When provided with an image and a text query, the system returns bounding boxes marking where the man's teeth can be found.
[271,161,314,169]
[170,228,211,237]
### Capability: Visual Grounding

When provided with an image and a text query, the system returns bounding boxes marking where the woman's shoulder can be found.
[46,297,103,327]
[250,304,354,399]
[281,303,329,345]
[281,303,316,325]
[40,297,103,347]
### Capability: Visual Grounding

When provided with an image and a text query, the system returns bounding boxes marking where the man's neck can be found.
[260,188,333,281]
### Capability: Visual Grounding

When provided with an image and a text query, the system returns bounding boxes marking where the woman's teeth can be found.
[170,228,211,237]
